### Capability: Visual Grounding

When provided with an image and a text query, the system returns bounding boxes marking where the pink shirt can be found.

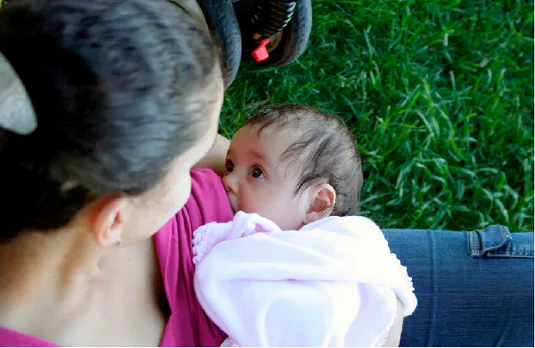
[0,168,233,347]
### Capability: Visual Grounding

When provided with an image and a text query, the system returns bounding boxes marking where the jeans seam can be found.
[470,230,479,256]
[471,226,534,258]
[484,225,507,251]
[488,253,533,257]
[469,226,518,257]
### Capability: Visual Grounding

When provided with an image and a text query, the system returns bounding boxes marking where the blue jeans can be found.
[383,226,534,347]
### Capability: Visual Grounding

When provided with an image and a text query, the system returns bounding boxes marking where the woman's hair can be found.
[0,0,221,241]
[244,104,364,216]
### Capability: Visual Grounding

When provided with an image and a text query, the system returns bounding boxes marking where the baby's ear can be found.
[304,183,336,224]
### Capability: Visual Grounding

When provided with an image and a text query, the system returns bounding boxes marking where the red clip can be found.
[252,38,270,62]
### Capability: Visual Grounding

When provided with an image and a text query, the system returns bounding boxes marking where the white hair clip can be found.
[0,51,37,135]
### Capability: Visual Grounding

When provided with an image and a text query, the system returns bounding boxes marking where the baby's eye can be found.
[250,166,264,179]
[225,160,234,173]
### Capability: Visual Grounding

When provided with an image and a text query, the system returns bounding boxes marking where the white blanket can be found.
[193,212,417,347]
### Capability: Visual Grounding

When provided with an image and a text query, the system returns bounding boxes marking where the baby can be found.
[193,104,416,347]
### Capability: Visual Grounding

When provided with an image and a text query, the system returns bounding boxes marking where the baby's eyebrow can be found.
[250,150,270,166]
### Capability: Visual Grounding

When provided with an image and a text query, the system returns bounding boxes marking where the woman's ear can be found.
[86,194,130,247]
[304,183,336,224]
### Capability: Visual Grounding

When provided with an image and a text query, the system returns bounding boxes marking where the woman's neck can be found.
[0,228,165,345]
[0,227,110,328]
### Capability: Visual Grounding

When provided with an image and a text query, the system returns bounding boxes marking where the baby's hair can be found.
[244,103,363,216]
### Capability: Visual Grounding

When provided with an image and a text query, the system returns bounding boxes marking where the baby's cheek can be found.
[238,194,257,214]
[264,204,296,229]
[278,200,307,230]
[240,196,267,216]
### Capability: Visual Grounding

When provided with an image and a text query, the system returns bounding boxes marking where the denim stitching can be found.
[469,226,528,257]
[469,230,479,256]
[487,226,533,258]
[484,225,507,251]
[469,231,474,255]
[487,252,534,258]
[475,231,480,255]
[476,230,480,255]
[468,226,534,258]
[488,247,534,258]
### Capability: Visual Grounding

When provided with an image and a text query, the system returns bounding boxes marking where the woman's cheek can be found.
[172,174,192,212]
[155,169,192,220]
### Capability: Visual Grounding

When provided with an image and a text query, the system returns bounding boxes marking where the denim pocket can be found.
[468,225,534,258]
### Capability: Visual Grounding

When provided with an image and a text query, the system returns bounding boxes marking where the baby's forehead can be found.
[253,126,294,142]
[231,125,297,164]
[252,126,309,169]
[246,125,295,149]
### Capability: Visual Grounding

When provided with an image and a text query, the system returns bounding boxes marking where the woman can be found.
[0,0,227,345]
[0,0,405,346]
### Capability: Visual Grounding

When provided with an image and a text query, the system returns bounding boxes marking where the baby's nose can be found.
[222,173,237,194]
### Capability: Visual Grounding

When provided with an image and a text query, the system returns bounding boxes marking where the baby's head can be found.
[223,104,363,230]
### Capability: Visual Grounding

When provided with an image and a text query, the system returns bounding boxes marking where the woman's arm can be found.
[194,134,230,176]
[382,298,404,347]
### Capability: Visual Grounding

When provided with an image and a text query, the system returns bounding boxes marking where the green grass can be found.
[221,0,534,232]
